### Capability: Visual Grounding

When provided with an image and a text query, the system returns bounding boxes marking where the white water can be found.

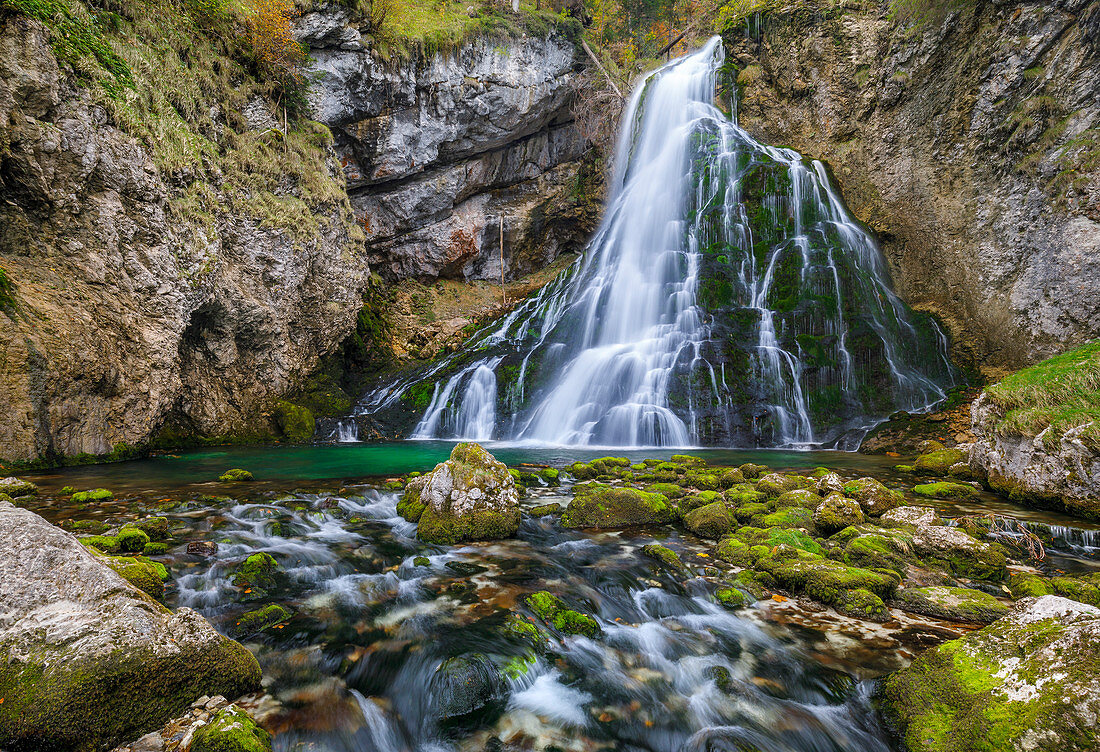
[358,37,954,449]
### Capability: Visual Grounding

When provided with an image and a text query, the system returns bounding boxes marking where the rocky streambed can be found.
[3,444,1100,751]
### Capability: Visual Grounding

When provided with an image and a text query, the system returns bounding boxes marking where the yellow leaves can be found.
[245,0,304,85]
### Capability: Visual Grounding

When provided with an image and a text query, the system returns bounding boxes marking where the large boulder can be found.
[0,502,261,751]
[910,524,1008,581]
[843,477,902,516]
[401,443,521,545]
[879,596,1100,752]
[561,483,674,529]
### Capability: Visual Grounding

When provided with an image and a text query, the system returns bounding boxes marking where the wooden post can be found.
[499,214,507,306]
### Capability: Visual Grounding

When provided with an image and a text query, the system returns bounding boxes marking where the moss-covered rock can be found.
[143,541,169,556]
[233,604,291,635]
[774,488,820,509]
[913,481,979,499]
[755,473,810,498]
[878,596,1100,752]
[1008,572,1100,607]
[71,488,113,503]
[834,587,889,621]
[0,477,37,498]
[739,463,768,479]
[715,586,748,609]
[406,443,521,545]
[913,447,968,475]
[812,493,864,533]
[273,400,315,443]
[562,483,674,529]
[101,555,169,600]
[732,501,769,524]
[679,490,722,513]
[835,527,913,578]
[761,506,814,530]
[397,482,426,522]
[683,469,719,491]
[528,502,563,517]
[717,467,746,488]
[640,543,685,572]
[117,526,151,553]
[539,468,560,485]
[748,543,898,616]
[683,501,735,539]
[715,535,754,566]
[431,654,503,721]
[231,552,281,596]
[132,516,169,541]
[911,525,1008,581]
[190,705,272,752]
[218,469,254,482]
[644,482,686,499]
[523,591,600,636]
[0,502,262,751]
[725,486,767,507]
[892,586,1009,624]
[79,534,119,552]
[843,477,903,516]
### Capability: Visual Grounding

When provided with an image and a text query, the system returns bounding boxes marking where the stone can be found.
[683,501,735,539]
[0,477,36,498]
[404,443,520,544]
[913,448,968,475]
[879,596,1100,752]
[892,586,1009,624]
[881,505,940,527]
[815,472,845,496]
[755,473,810,498]
[913,481,979,499]
[0,502,260,751]
[218,469,254,483]
[842,477,902,516]
[523,591,599,637]
[812,493,864,533]
[188,541,217,557]
[561,483,674,529]
[910,525,1008,581]
[430,655,502,721]
[640,543,685,572]
[189,705,271,752]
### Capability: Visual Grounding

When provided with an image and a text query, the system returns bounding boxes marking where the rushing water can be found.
[354,38,954,449]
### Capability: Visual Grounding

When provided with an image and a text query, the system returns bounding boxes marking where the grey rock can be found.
[0,477,37,498]
[0,501,261,750]
[880,505,940,527]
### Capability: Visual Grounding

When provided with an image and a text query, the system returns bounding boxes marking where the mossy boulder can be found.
[0,502,261,751]
[71,488,113,503]
[539,468,560,485]
[640,543,685,572]
[233,603,291,635]
[644,482,686,499]
[562,483,674,529]
[231,552,281,596]
[749,544,898,618]
[683,469,719,491]
[892,586,1009,624]
[117,526,151,553]
[913,447,967,475]
[880,505,940,527]
[739,463,768,479]
[273,400,315,443]
[843,477,903,516]
[715,536,754,566]
[683,501,735,539]
[774,488,820,509]
[190,705,272,752]
[143,541,169,556]
[913,482,979,499]
[0,477,37,498]
[527,503,563,517]
[100,555,169,600]
[79,534,119,552]
[132,516,169,541]
[404,443,521,545]
[911,525,1009,581]
[717,467,746,488]
[878,596,1100,752]
[834,587,889,621]
[523,591,599,637]
[725,486,767,507]
[680,490,721,513]
[834,527,913,577]
[218,469,254,482]
[755,473,810,498]
[1008,572,1100,607]
[812,494,864,534]
[715,586,748,609]
[761,506,814,530]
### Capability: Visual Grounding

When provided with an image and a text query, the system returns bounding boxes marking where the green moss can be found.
[79,535,119,552]
[539,468,559,485]
[273,401,315,443]
[834,587,889,621]
[762,506,814,530]
[644,482,686,499]
[231,552,280,596]
[715,586,748,609]
[683,470,719,491]
[525,591,564,620]
[914,449,968,475]
[143,541,169,556]
[101,554,167,599]
[71,488,112,503]
[65,519,108,534]
[233,604,290,635]
[774,489,819,509]
[755,473,809,498]
[551,609,600,637]
[893,586,1008,624]
[813,495,864,533]
[683,501,735,539]
[116,526,151,553]
[640,543,685,571]
[528,503,562,517]
[914,482,978,499]
[561,483,674,529]
[417,504,521,545]
[132,516,169,540]
[218,469,254,482]
[189,705,272,752]
[714,536,754,566]
[413,555,431,567]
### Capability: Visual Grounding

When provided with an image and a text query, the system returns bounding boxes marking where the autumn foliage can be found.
[244,0,304,90]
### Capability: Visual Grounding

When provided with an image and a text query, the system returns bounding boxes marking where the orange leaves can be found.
[245,0,304,86]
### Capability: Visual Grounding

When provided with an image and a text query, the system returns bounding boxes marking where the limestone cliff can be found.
[725,0,1100,375]
[0,0,592,465]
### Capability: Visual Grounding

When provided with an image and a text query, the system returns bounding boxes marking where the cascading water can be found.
[358,37,955,448]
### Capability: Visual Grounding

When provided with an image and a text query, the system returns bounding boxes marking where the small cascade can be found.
[335,420,359,443]
[356,37,955,448]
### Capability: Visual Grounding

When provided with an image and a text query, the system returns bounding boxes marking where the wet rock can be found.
[117,526,152,553]
[1008,571,1100,607]
[717,467,746,487]
[913,448,968,476]
[913,481,978,499]
[640,543,685,573]
[832,526,913,578]
[431,655,503,721]
[683,501,735,539]
[561,483,674,529]
[892,586,1009,624]
[219,469,255,483]
[0,477,37,498]
[0,502,260,751]
[231,553,282,598]
[812,494,864,533]
[881,506,940,527]
[910,525,1008,581]
[842,478,902,516]
[188,541,218,557]
[879,596,1100,752]
[739,463,768,479]
[760,506,814,531]
[774,488,820,509]
[189,705,271,752]
[527,502,563,517]
[233,604,291,636]
[523,591,600,636]
[72,488,113,503]
[715,585,748,609]
[403,443,521,544]
[680,489,722,513]
[815,472,845,496]
[132,516,169,541]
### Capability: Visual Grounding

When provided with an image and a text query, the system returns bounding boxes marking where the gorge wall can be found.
[724,0,1100,376]
[0,1,591,465]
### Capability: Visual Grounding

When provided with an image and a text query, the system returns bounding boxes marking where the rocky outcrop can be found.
[879,595,1100,752]
[300,9,596,282]
[0,501,261,751]
[969,391,1100,518]
[399,442,521,544]
[726,1,1100,374]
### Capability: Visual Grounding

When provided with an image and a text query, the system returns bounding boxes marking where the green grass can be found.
[984,340,1100,449]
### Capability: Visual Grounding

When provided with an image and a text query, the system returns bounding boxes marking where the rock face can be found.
[300,11,595,282]
[726,1,1100,373]
[969,392,1100,519]
[0,502,261,751]
[400,442,521,544]
[879,596,1100,752]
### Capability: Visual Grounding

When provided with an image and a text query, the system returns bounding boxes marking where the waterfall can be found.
[357,37,955,448]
